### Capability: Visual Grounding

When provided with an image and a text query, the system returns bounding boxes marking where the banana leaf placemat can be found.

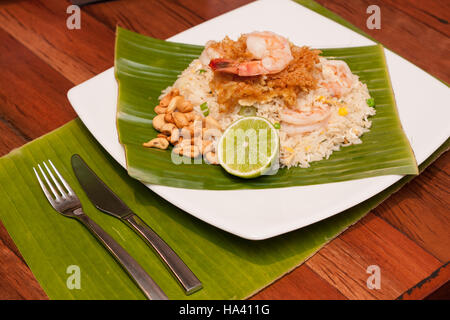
[0,0,447,300]
[0,120,447,299]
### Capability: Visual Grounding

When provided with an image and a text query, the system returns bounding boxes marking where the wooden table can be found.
[0,0,448,300]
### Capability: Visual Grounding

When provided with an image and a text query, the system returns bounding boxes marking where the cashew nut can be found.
[167,96,184,113]
[152,114,166,131]
[205,152,218,165]
[143,138,169,150]
[161,123,176,136]
[173,112,189,128]
[173,145,200,158]
[179,139,194,146]
[164,112,174,123]
[177,100,193,113]
[170,128,180,145]
[160,89,179,107]
[203,127,222,141]
[204,116,222,131]
[180,127,192,140]
[154,105,167,114]
[157,133,170,141]
[200,140,213,155]
[184,111,196,122]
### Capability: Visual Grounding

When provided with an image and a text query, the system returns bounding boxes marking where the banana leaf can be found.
[0,119,445,300]
[0,120,446,300]
[115,27,418,190]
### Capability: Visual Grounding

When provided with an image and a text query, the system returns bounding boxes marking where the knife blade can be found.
[71,154,202,294]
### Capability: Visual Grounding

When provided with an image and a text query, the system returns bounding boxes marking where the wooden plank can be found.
[425,281,450,300]
[251,265,347,300]
[306,213,442,299]
[0,0,114,84]
[82,0,253,36]
[0,231,48,300]
[382,0,450,36]
[82,0,202,38]
[398,262,450,300]
[0,120,27,156]
[315,0,450,84]
[0,28,77,138]
[375,151,450,262]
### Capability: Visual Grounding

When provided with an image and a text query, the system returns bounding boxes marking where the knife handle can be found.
[76,212,168,300]
[125,214,202,294]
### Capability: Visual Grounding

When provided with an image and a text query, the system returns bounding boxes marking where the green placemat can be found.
[0,0,447,300]
[0,120,447,299]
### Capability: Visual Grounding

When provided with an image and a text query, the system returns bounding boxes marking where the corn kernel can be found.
[284,147,294,153]
[338,107,348,116]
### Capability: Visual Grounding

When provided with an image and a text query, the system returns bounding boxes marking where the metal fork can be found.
[33,160,168,300]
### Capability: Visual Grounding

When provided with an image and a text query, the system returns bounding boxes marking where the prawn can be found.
[208,31,293,76]
[280,105,331,136]
[319,59,354,98]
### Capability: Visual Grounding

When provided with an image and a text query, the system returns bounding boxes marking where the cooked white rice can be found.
[161,57,375,168]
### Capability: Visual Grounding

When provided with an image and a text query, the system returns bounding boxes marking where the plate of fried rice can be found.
[68,0,450,239]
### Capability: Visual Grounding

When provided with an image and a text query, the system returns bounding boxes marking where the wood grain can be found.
[375,151,450,262]
[0,120,28,157]
[305,214,442,299]
[0,0,114,84]
[398,262,449,300]
[251,265,347,300]
[381,0,450,37]
[0,227,48,300]
[0,28,76,139]
[315,0,450,84]
[83,0,253,37]
[0,0,448,300]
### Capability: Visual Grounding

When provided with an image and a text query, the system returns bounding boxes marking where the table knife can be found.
[71,154,202,294]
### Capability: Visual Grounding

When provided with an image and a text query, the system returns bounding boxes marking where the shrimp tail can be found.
[209,58,239,74]
[210,58,266,76]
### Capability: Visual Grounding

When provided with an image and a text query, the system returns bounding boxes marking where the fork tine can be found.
[33,167,55,205]
[43,161,67,199]
[48,160,75,196]
[38,164,61,201]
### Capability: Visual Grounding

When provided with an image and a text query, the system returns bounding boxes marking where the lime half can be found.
[217,117,279,179]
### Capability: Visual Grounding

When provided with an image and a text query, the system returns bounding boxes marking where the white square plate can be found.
[68,0,449,239]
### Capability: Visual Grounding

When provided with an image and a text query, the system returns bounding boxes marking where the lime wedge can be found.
[217,117,279,179]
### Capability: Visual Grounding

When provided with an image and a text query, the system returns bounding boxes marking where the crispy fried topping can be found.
[209,36,321,111]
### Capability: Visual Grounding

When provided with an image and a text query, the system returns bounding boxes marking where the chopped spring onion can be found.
[197,69,206,74]
[200,102,209,116]
[273,122,281,129]
[366,98,375,107]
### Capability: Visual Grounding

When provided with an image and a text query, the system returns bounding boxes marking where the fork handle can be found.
[75,211,168,300]
[125,214,202,294]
